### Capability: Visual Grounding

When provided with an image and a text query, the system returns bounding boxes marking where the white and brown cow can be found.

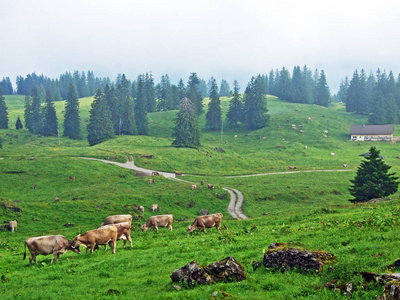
[101,214,132,226]
[9,220,17,232]
[24,235,80,265]
[187,213,226,233]
[72,226,118,254]
[137,205,145,214]
[99,222,133,249]
[151,204,161,212]
[141,214,173,232]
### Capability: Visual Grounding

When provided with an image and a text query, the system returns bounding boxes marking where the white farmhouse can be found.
[350,125,394,141]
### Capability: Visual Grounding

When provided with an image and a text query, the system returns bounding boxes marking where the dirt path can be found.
[223,187,247,220]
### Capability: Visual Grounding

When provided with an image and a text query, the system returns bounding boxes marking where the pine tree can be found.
[226,80,243,127]
[42,89,58,136]
[219,79,231,97]
[134,76,148,135]
[145,73,156,113]
[277,67,293,102]
[157,74,172,111]
[15,116,23,130]
[349,146,399,203]
[104,84,120,134]
[0,87,9,129]
[24,92,33,132]
[172,97,200,148]
[63,83,81,139]
[314,70,330,107]
[30,86,43,134]
[205,77,222,130]
[87,89,115,146]
[243,76,270,129]
[186,73,203,115]
[0,136,2,149]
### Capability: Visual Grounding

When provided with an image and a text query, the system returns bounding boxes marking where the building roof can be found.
[350,125,394,135]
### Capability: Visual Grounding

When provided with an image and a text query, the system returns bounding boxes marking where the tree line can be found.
[337,69,400,125]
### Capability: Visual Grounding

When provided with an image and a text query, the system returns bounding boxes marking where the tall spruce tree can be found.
[186,73,203,115]
[134,76,148,135]
[30,86,43,134]
[0,87,9,129]
[87,89,114,146]
[349,146,399,203]
[226,80,243,127]
[172,97,200,148]
[104,84,120,134]
[24,92,33,132]
[42,89,58,136]
[16,116,23,130]
[314,70,330,107]
[63,83,81,139]
[205,77,222,130]
[145,73,156,113]
[219,79,231,97]
[157,74,172,111]
[243,76,270,129]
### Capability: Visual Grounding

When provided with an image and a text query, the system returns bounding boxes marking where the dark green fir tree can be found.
[42,89,58,136]
[314,70,330,107]
[30,86,43,134]
[135,76,148,135]
[87,89,115,146]
[16,116,23,130]
[24,92,33,132]
[0,87,9,129]
[226,80,243,127]
[244,76,270,129]
[63,83,81,139]
[349,146,399,203]
[205,77,222,130]
[172,97,200,148]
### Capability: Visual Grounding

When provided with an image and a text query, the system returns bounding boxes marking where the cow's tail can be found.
[223,222,228,230]
[23,241,27,260]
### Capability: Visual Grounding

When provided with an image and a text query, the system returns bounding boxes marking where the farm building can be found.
[350,124,394,141]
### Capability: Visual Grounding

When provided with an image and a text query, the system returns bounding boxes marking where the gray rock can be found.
[170,261,214,286]
[205,256,246,282]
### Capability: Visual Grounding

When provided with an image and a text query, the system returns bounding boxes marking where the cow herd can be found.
[22,212,225,265]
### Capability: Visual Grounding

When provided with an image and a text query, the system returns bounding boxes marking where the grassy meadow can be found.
[1,94,400,299]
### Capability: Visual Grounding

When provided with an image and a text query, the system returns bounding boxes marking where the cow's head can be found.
[69,245,81,254]
[187,225,194,233]
[71,235,82,249]
[140,224,148,232]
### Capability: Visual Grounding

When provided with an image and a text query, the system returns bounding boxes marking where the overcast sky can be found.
[2,0,400,93]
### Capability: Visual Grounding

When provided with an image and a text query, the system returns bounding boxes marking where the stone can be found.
[263,243,334,271]
[170,261,214,286]
[205,256,247,283]
[383,280,400,300]
[215,147,225,153]
[172,285,181,290]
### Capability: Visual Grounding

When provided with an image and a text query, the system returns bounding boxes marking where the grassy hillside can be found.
[1,95,400,299]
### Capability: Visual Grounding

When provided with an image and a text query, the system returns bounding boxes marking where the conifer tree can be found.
[15,116,23,130]
[0,87,9,129]
[134,76,147,135]
[104,84,120,134]
[186,73,203,115]
[30,86,43,134]
[116,74,136,135]
[157,74,172,111]
[0,136,2,149]
[243,76,270,129]
[172,97,200,148]
[87,89,114,146]
[226,80,243,127]
[24,92,33,132]
[145,73,156,113]
[42,89,58,136]
[63,83,81,139]
[205,77,222,130]
[219,79,231,97]
[314,70,330,107]
[349,146,399,202]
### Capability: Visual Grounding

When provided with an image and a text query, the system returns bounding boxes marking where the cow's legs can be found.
[51,252,57,264]
[110,240,116,254]
[168,224,173,231]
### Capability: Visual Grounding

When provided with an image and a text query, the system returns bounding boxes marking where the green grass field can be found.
[1,95,400,299]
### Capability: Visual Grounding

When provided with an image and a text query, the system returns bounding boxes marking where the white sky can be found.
[2,0,400,93]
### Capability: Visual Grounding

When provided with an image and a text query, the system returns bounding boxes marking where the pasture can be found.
[1,95,400,299]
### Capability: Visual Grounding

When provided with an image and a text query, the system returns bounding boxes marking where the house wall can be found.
[351,134,393,141]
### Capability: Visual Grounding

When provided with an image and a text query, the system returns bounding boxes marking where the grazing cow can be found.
[149,178,155,184]
[32,185,37,189]
[141,214,173,232]
[343,164,348,168]
[72,226,118,254]
[191,185,197,190]
[152,204,161,212]
[99,222,132,249]
[175,171,182,176]
[234,135,238,138]
[101,214,132,226]
[262,137,267,140]
[207,184,214,190]
[9,220,17,232]
[331,153,336,156]
[324,135,328,138]
[69,176,75,181]
[54,197,60,202]
[187,213,226,233]
[288,166,297,170]
[201,180,205,185]
[324,130,328,134]
[304,145,308,149]
[152,171,160,176]
[299,130,304,133]
[24,235,80,265]
[138,205,145,214]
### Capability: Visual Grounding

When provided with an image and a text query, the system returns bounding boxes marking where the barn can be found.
[350,124,394,141]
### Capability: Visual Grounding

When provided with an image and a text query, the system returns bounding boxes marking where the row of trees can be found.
[337,69,400,125]
[0,77,13,95]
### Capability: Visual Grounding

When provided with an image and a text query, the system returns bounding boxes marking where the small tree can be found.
[15,116,23,130]
[42,89,58,136]
[349,146,399,203]
[172,97,200,148]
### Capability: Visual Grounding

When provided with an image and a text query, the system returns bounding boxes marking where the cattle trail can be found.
[78,156,248,220]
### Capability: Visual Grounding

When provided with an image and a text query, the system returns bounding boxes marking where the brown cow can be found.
[191,185,197,190]
[69,176,75,181]
[149,179,155,184]
[72,226,118,254]
[99,222,132,249]
[288,166,297,170]
[175,171,182,176]
[151,204,161,212]
[24,235,80,265]
[101,214,132,226]
[152,171,160,176]
[32,185,37,189]
[137,205,145,214]
[141,214,173,232]
[343,164,348,168]
[207,184,214,190]
[201,180,205,185]
[187,213,226,233]
[9,220,17,232]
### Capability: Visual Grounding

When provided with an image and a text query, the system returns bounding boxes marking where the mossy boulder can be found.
[170,261,214,286]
